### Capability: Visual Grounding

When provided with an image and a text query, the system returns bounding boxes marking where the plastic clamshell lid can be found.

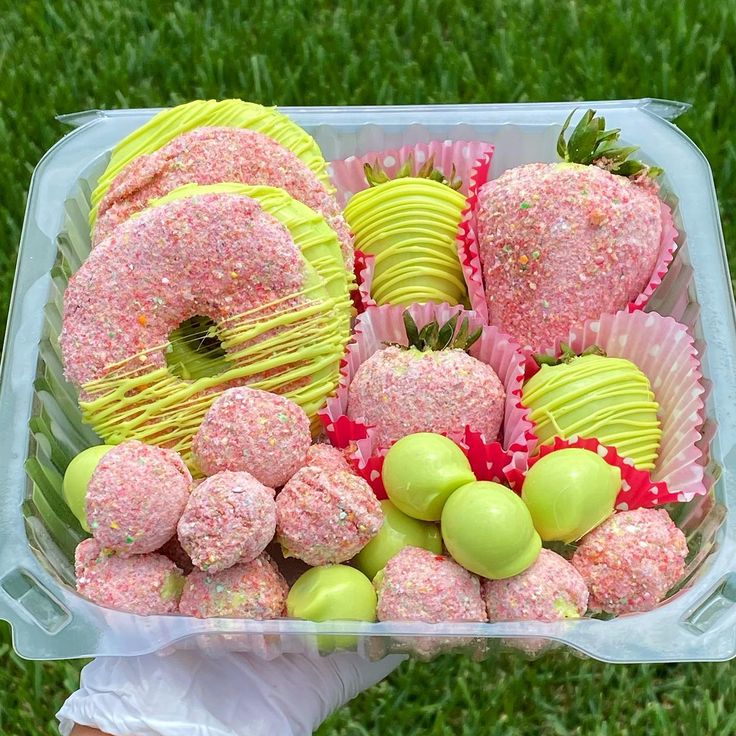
[1,99,735,663]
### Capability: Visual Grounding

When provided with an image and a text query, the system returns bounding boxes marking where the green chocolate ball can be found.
[62,445,114,531]
[383,433,476,521]
[521,448,621,543]
[287,565,377,652]
[352,500,442,579]
[441,481,541,579]
[287,565,377,622]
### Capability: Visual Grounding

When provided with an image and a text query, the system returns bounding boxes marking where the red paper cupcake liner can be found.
[505,436,678,510]
[517,309,707,503]
[331,140,493,317]
[318,302,533,498]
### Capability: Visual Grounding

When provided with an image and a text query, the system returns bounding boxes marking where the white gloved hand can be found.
[57,649,405,736]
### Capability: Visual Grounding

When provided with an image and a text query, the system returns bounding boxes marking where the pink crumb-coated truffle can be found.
[572,508,687,615]
[303,443,352,473]
[179,553,288,619]
[177,471,276,573]
[93,126,353,269]
[86,440,191,556]
[477,162,662,352]
[276,466,383,565]
[75,538,184,615]
[375,546,487,623]
[482,549,588,622]
[347,346,505,449]
[192,387,311,487]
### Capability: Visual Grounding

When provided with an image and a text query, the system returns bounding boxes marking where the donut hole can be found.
[165,315,231,380]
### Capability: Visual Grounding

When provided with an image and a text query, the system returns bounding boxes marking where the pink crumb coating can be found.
[75,538,184,615]
[347,346,505,449]
[177,471,276,573]
[179,552,288,619]
[303,443,352,473]
[375,546,487,623]
[61,193,313,389]
[158,536,194,575]
[93,126,353,269]
[476,162,662,352]
[86,440,191,556]
[572,508,688,615]
[482,549,588,622]
[192,387,311,487]
[276,465,383,565]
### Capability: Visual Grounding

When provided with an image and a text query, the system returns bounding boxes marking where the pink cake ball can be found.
[482,549,588,622]
[158,536,194,575]
[572,508,688,615]
[86,440,191,556]
[303,443,352,473]
[179,553,288,619]
[177,471,276,573]
[75,538,184,615]
[192,387,311,488]
[276,466,383,565]
[375,546,487,623]
[476,163,662,352]
[93,126,353,269]
[347,346,505,449]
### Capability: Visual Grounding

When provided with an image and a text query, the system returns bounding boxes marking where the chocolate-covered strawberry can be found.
[344,156,468,306]
[348,312,505,448]
[522,345,661,470]
[477,110,665,351]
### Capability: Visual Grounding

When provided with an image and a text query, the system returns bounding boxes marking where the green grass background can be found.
[2,0,736,733]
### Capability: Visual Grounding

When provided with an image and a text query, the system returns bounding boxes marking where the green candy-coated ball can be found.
[352,500,442,579]
[441,481,541,579]
[383,433,476,521]
[521,448,621,543]
[62,445,114,531]
[287,565,377,652]
[287,565,377,622]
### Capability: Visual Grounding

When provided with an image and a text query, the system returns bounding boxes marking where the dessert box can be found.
[1,99,735,662]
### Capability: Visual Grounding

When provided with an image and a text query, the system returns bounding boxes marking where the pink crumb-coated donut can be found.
[375,546,487,623]
[276,466,383,565]
[476,162,662,352]
[93,126,353,269]
[60,193,316,389]
[572,508,687,615]
[192,387,311,487]
[86,440,191,555]
[75,538,184,615]
[303,443,352,473]
[347,346,505,449]
[179,553,288,619]
[482,549,588,622]
[177,471,276,573]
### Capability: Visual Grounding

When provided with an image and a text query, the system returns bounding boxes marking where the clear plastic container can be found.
[1,99,735,663]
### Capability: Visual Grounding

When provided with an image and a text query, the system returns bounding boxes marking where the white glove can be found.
[57,649,405,736]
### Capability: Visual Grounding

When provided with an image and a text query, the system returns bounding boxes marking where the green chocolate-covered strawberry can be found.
[344,156,468,306]
[522,346,661,470]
